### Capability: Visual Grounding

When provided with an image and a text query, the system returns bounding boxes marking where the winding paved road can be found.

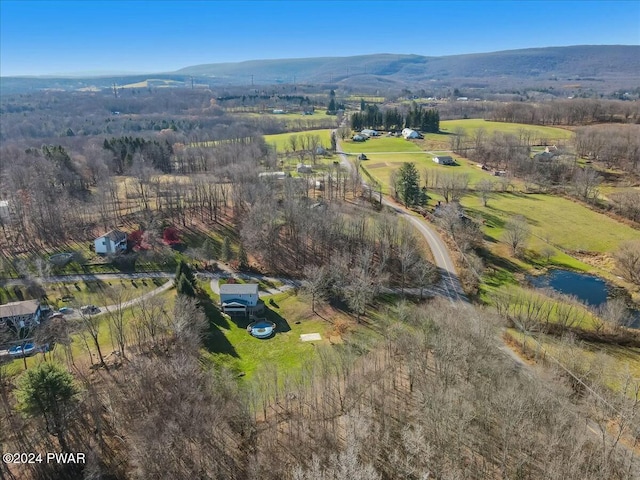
[337,139,467,304]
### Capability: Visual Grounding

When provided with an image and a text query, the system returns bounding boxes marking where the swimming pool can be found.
[248,320,276,339]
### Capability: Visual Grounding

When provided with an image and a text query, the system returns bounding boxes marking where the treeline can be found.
[575,124,640,173]
[103,136,174,174]
[489,98,640,125]
[2,300,637,479]
[350,103,440,132]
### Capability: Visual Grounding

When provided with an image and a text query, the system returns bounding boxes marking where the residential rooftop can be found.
[0,299,39,319]
[219,283,259,295]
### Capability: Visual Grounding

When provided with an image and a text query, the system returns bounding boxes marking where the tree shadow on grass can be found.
[197,292,238,357]
[263,305,291,333]
[223,303,292,334]
[477,247,525,288]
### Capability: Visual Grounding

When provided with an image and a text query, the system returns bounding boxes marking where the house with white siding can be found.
[94,230,127,255]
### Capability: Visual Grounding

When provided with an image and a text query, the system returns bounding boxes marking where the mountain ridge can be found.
[2,45,638,94]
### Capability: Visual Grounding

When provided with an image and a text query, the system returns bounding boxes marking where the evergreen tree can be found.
[330,131,337,152]
[221,236,231,262]
[16,363,78,451]
[176,274,196,297]
[395,162,425,207]
[202,238,217,260]
[238,243,248,270]
[175,259,196,289]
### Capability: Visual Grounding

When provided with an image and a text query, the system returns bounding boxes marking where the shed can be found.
[433,156,455,165]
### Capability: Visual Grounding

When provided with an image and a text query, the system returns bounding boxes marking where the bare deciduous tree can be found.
[613,240,640,286]
[503,215,530,256]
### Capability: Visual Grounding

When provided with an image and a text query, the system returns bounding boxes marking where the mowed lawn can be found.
[201,287,343,379]
[340,136,423,154]
[462,192,640,254]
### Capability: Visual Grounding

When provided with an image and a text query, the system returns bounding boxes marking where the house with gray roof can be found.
[94,230,127,254]
[219,283,264,317]
[0,300,42,329]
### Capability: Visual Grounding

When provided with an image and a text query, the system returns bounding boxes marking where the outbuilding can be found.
[433,156,455,165]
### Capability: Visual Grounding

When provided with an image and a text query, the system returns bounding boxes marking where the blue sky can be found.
[1,0,639,76]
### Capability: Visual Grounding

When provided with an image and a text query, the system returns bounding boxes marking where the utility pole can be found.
[112,83,118,98]
[190,76,194,89]
[251,74,254,86]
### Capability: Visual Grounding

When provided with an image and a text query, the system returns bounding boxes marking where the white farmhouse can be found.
[402,128,422,139]
[94,230,127,255]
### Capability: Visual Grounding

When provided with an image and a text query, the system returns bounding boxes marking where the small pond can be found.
[527,269,639,329]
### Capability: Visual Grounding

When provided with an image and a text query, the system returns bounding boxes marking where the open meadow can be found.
[439,119,574,143]
[263,128,333,152]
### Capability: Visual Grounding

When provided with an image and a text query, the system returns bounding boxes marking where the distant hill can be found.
[174,45,640,87]
[2,46,638,94]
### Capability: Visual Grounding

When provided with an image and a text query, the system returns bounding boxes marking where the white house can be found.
[352,134,367,142]
[402,128,422,139]
[220,283,263,316]
[0,300,42,329]
[433,156,455,165]
[94,230,127,255]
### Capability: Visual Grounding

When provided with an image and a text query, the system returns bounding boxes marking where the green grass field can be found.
[440,119,573,143]
[340,136,423,154]
[461,192,640,254]
[264,129,333,152]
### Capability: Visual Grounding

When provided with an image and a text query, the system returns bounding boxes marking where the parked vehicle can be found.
[59,307,73,314]
[81,305,100,315]
[9,343,36,357]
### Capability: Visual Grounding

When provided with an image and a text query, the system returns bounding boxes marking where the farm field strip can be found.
[263,129,333,152]
[461,192,640,254]
[440,119,573,141]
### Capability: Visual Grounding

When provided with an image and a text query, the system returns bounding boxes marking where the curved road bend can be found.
[336,138,467,304]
